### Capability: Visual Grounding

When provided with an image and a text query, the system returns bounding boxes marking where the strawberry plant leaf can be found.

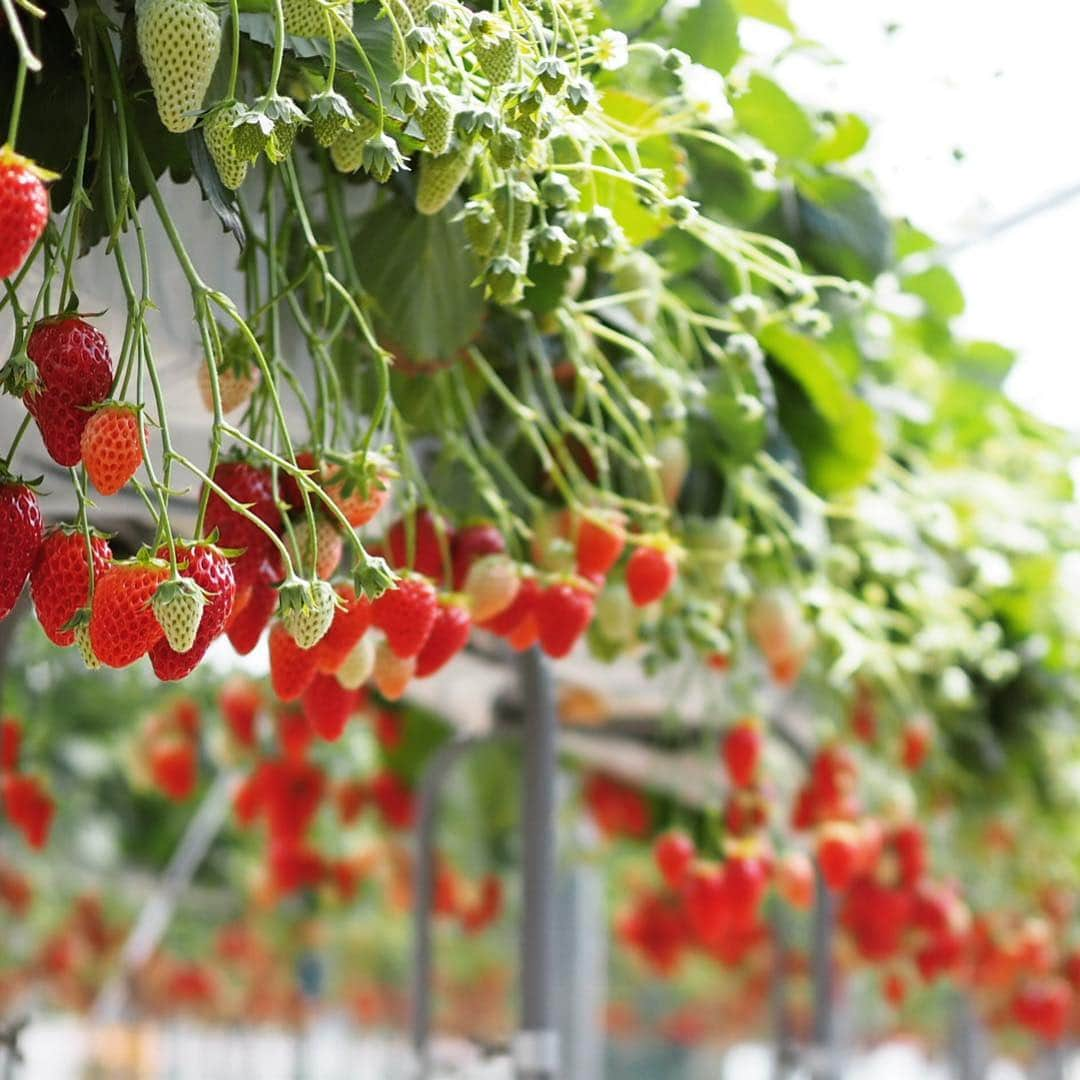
[352,194,483,364]
[732,73,816,159]
[674,0,740,75]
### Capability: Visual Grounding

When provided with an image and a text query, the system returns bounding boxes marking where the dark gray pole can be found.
[515,647,559,1080]
[410,732,490,1077]
[810,865,838,1080]
[769,901,796,1079]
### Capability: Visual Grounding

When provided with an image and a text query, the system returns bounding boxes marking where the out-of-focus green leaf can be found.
[894,220,937,259]
[795,172,893,281]
[603,0,667,32]
[734,0,794,29]
[674,0,740,75]
[352,196,484,364]
[759,324,852,424]
[949,339,1016,389]
[810,113,870,164]
[903,264,965,319]
[733,74,816,159]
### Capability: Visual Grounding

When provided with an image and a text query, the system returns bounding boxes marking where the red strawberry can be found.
[30,527,111,646]
[312,584,372,673]
[575,509,626,579]
[370,769,416,829]
[2,774,54,849]
[263,756,325,839]
[268,621,317,701]
[451,522,506,589]
[81,403,146,496]
[324,457,393,527]
[226,580,277,655]
[536,582,594,658]
[336,779,369,823]
[0,479,43,620]
[0,148,49,280]
[480,573,539,636]
[24,317,113,467]
[386,508,450,580]
[507,610,540,651]
[301,672,359,741]
[901,716,933,772]
[626,542,677,606]
[89,555,170,668]
[654,830,695,890]
[149,740,197,801]
[722,718,762,789]
[219,676,261,748]
[275,703,313,760]
[150,543,237,681]
[0,717,21,771]
[202,461,282,589]
[415,598,471,677]
[374,707,404,750]
[817,822,861,892]
[372,574,438,658]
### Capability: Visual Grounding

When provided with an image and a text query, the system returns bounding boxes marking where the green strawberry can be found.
[417,86,454,156]
[74,622,101,670]
[152,576,207,654]
[460,198,501,257]
[329,116,379,172]
[279,578,337,649]
[136,0,222,134]
[282,0,353,38]
[308,90,356,147]
[471,14,516,84]
[203,102,250,190]
[232,108,273,162]
[416,145,473,215]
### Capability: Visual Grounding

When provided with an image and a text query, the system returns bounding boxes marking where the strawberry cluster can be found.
[0,716,55,851]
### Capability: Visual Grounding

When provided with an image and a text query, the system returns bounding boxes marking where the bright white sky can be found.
[758,0,1080,429]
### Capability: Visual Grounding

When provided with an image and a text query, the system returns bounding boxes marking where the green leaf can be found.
[572,91,688,245]
[949,339,1016,389]
[733,0,794,30]
[674,0,740,75]
[776,375,881,494]
[902,264,965,319]
[794,172,892,281]
[732,74,816,159]
[810,113,869,164]
[603,0,667,32]
[759,324,852,424]
[352,195,484,364]
[894,219,937,259]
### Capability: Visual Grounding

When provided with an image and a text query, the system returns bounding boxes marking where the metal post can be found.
[515,647,559,1080]
[409,732,491,1077]
[949,992,987,1080]
[810,866,838,1080]
[92,770,240,1021]
[769,902,796,1079]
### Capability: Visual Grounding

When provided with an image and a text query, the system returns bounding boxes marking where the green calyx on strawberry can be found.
[152,574,208,654]
[277,576,339,649]
[307,90,357,148]
[390,76,425,116]
[362,132,408,183]
[203,101,251,191]
[351,549,398,602]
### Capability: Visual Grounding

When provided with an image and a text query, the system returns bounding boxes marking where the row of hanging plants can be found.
[1,0,1080,1059]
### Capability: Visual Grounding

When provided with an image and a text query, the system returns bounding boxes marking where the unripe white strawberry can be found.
[279,579,337,649]
[152,577,207,654]
[292,516,343,580]
[336,635,375,690]
[282,0,353,38]
[415,145,473,216]
[74,622,101,670]
[463,554,519,622]
[203,102,249,191]
[136,0,222,134]
[372,638,414,700]
[417,86,454,156]
[197,359,260,414]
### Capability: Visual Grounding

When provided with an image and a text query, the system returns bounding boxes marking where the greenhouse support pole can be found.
[515,647,559,1080]
[769,901,795,1079]
[410,731,497,1078]
[949,993,987,1080]
[810,865,838,1080]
